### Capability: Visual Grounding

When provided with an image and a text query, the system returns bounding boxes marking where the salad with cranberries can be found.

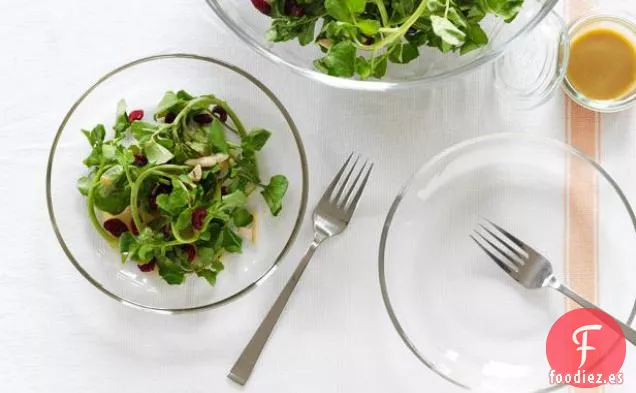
[77,91,289,286]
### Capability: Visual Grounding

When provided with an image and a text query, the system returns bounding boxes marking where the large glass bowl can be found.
[379,134,636,392]
[47,54,308,313]
[206,0,559,90]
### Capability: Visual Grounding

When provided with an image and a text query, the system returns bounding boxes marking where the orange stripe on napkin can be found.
[564,1,600,393]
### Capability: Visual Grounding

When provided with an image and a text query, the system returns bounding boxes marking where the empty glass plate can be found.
[379,134,636,392]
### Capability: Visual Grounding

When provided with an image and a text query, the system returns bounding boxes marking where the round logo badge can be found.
[546,308,626,388]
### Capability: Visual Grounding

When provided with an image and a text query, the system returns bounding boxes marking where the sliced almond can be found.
[188,164,203,182]
[185,153,229,168]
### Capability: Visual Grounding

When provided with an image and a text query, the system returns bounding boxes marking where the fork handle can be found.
[555,284,636,346]
[228,237,323,385]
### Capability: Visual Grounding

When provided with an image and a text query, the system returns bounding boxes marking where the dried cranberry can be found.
[128,110,144,122]
[149,183,173,210]
[193,113,213,125]
[164,112,176,124]
[130,220,139,236]
[251,0,271,14]
[103,218,129,238]
[133,153,148,167]
[212,106,228,123]
[183,244,196,263]
[191,208,207,231]
[138,259,156,272]
[286,2,304,16]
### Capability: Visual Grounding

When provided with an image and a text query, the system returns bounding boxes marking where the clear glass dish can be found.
[563,12,636,113]
[46,54,308,313]
[206,0,559,90]
[379,134,636,392]
[494,10,569,109]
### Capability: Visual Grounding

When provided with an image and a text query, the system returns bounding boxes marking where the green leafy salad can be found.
[77,91,289,286]
[252,0,525,79]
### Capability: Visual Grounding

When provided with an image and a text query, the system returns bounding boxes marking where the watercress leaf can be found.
[261,175,288,216]
[221,190,247,210]
[313,41,357,77]
[356,56,372,79]
[427,0,447,12]
[197,269,218,286]
[157,184,189,216]
[447,7,469,29]
[388,42,420,64]
[119,232,138,262]
[143,140,174,164]
[83,146,103,167]
[137,244,155,262]
[211,260,225,272]
[195,247,217,266]
[157,257,186,285]
[102,144,117,162]
[466,5,486,22]
[176,90,194,101]
[372,54,388,78]
[175,208,193,231]
[91,124,106,146]
[221,227,243,253]
[461,22,489,54]
[430,15,466,47]
[77,172,94,196]
[81,129,92,144]
[208,119,228,153]
[233,208,254,227]
[325,0,366,22]
[131,121,161,142]
[478,0,524,22]
[155,91,183,117]
[93,165,130,215]
[298,19,317,45]
[357,19,381,36]
[267,15,317,45]
[242,129,271,152]
[186,141,208,155]
[113,99,130,137]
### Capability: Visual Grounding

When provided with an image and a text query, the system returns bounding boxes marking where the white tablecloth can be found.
[1,0,634,392]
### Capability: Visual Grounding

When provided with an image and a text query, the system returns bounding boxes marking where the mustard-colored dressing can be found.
[567,28,636,100]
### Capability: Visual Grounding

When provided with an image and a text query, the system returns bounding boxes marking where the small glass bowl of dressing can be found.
[563,12,636,112]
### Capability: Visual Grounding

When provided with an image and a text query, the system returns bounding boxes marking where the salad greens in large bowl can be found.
[206,0,559,90]
[47,54,308,313]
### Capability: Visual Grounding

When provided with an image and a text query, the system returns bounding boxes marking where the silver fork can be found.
[471,219,636,345]
[228,153,373,385]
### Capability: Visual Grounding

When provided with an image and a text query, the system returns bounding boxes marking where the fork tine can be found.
[345,163,373,219]
[478,224,527,263]
[320,153,355,203]
[339,161,367,208]
[333,156,360,204]
[474,230,523,267]
[483,219,527,251]
[470,235,518,277]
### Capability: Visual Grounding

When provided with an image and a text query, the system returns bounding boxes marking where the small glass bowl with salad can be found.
[47,54,308,313]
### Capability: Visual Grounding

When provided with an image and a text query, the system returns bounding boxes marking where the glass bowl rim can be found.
[562,12,636,113]
[378,132,636,391]
[46,53,310,314]
[205,0,560,91]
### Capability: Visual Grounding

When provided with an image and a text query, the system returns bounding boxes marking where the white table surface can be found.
[1,0,635,392]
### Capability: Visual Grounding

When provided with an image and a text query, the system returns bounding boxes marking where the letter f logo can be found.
[572,324,603,369]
